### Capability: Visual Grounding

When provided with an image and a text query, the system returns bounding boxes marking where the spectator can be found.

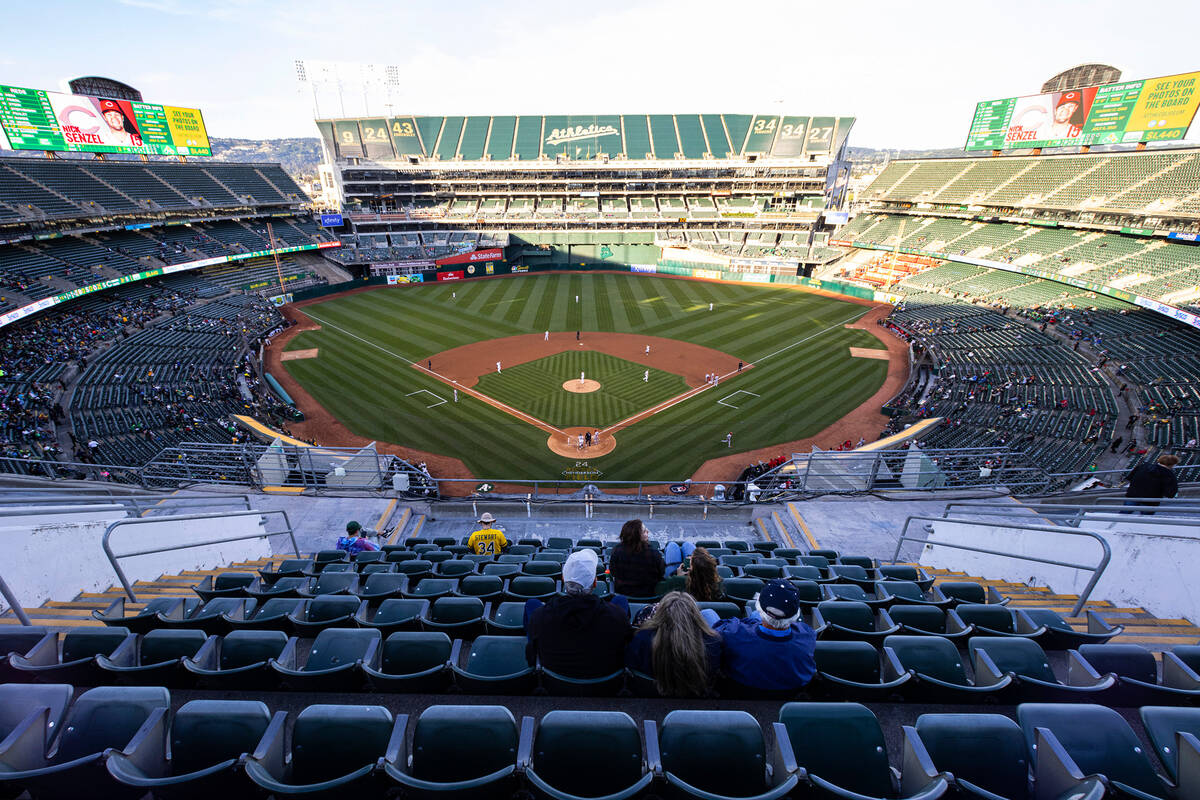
[1124,454,1180,514]
[609,519,666,597]
[657,546,724,601]
[335,521,378,555]
[625,592,722,697]
[524,549,630,678]
[713,579,816,693]
[467,512,508,555]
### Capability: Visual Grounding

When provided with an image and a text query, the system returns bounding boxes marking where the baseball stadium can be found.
[1,31,1200,800]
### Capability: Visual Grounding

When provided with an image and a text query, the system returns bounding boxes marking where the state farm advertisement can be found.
[435,248,504,266]
[436,270,465,281]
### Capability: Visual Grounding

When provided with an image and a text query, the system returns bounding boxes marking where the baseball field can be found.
[275,273,895,482]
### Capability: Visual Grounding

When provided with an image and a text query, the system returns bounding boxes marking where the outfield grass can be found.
[282,273,888,480]
[473,351,687,428]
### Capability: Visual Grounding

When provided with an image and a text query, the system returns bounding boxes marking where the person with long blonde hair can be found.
[625,592,722,697]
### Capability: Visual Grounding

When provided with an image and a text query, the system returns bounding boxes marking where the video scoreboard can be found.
[0,83,211,156]
[966,71,1200,151]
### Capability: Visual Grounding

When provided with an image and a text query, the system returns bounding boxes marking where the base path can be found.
[423,331,742,389]
[264,302,478,488]
[690,303,909,485]
[548,427,617,458]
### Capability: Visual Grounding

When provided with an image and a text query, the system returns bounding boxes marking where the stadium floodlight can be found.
[294,59,403,120]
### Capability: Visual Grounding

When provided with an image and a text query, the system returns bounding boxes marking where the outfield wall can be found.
[367,251,883,304]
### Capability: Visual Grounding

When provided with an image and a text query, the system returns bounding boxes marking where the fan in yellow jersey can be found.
[467,512,509,555]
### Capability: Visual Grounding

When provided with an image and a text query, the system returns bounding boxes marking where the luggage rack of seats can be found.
[1,682,1198,799]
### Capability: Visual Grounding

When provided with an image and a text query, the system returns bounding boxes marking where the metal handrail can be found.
[890,514,1111,616]
[0,571,31,626]
[0,493,252,514]
[942,501,1200,527]
[102,510,299,602]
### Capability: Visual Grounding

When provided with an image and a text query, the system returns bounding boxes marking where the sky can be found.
[2,0,1198,149]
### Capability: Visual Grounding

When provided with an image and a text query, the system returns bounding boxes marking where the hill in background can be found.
[210,137,322,185]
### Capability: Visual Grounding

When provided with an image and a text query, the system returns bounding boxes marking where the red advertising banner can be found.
[436,270,465,281]
[435,248,505,266]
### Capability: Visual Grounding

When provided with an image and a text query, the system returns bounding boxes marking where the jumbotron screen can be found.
[0,83,211,156]
[965,71,1200,151]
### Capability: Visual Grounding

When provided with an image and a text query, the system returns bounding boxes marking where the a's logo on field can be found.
[545,124,618,145]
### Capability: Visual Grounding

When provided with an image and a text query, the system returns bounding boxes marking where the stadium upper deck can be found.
[317,114,855,270]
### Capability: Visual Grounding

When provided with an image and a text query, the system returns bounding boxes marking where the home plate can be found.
[849,347,889,360]
[281,349,319,361]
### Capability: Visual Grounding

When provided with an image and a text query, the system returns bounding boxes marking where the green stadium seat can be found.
[0,626,54,681]
[887,606,972,642]
[455,574,504,602]
[191,571,256,602]
[363,631,456,692]
[813,601,901,643]
[245,576,306,600]
[0,683,72,745]
[969,637,1115,702]
[778,702,949,800]
[97,628,210,687]
[915,713,1102,800]
[1018,703,1173,799]
[541,667,625,697]
[107,699,273,798]
[9,626,135,686]
[421,597,487,638]
[486,602,527,635]
[245,704,396,796]
[355,598,429,636]
[506,576,558,602]
[287,595,362,635]
[1070,644,1200,705]
[224,597,301,632]
[92,596,197,635]
[299,572,360,598]
[652,709,797,800]
[271,628,380,692]
[404,578,459,601]
[356,572,410,601]
[883,635,1011,702]
[522,710,652,800]
[182,630,295,690]
[451,635,538,694]
[1139,707,1200,786]
[809,640,911,701]
[0,685,170,800]
[384,705,520,797]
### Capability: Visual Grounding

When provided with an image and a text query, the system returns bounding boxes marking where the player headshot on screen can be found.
[97,99,143,148]
[1048,91,1086,140]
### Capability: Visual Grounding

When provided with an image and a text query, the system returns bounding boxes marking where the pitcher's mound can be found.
[563,379,601,393]
[548,426,616,458]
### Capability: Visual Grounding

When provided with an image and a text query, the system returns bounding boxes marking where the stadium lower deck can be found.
[2,491,1199,799]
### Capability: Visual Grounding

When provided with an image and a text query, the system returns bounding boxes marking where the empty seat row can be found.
[4,683,1198,799]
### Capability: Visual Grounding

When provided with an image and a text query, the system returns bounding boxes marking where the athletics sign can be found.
[965,71,1200,151]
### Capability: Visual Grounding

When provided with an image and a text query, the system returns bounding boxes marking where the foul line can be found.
[599,308,874,435]
[302,310,566,436]
[303,305,877,441]
[754,308,872,364]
